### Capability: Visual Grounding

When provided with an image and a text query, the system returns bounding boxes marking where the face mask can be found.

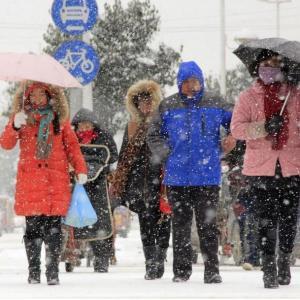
[258,66,284,85]
[76,130,97,144]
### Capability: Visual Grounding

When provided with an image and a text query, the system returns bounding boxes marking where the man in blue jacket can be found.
[148,61,233,283]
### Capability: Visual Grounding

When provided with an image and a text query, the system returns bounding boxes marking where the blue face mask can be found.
[258,66,284,85]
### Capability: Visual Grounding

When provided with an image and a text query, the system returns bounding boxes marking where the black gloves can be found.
[265,115,284,136]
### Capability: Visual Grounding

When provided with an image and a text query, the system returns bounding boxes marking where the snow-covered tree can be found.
[43,0,181,134]
[206,64,253,105]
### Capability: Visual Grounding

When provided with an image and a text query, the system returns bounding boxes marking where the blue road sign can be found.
[54,40,100,85]
[51,0,98,35]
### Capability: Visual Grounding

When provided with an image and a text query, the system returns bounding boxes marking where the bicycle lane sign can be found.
[51,0,98,35]
[54,40,100,85]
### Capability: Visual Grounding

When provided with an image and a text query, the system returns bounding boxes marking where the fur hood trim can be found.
[11,80,69,122]
[125,80,162,122]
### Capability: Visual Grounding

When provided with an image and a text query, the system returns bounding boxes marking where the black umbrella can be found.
[233,37,288,77]
[273,40,300,83]
[234,38,300,83]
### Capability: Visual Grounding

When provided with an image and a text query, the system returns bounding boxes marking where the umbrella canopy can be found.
[0,52,82,88]
[273,40,300,83]
[233,37,288,77]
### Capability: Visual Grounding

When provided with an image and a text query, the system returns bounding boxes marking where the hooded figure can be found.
[148,61,233,283]
[67,108,118,273]
[0,80,87,285]
[109,80,171,280]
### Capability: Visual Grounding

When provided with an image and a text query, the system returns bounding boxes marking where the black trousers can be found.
[25,215,62,276]
[167,186,220,278]
[25,216,62,241]
[90,236,113,259]
[250,175,300,256]
[137,205,171,250]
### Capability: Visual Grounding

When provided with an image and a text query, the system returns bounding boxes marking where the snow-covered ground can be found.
[0,216,299,300]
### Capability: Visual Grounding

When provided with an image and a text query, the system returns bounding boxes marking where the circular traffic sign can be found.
[51,0,98,35]
[54,40,100,85]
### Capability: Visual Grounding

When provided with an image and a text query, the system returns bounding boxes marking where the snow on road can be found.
[0,216,299,300]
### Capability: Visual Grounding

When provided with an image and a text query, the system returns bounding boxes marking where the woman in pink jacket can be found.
[231,50,300,289]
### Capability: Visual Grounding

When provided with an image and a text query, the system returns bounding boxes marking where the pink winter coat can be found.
[231,81,300,177]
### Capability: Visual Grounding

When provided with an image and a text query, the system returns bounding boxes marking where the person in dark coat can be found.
[148,61,234,283]
[70,108,118,272]
[109,80,171,280]
[225,140,260,270]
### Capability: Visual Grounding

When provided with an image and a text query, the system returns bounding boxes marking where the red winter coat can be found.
[0,120,87,216]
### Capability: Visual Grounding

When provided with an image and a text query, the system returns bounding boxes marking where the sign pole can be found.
[51,0,100,114]
[82,32,93,110]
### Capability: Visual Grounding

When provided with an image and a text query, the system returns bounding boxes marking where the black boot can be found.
[45,232,62,285]
[156,247,167,279]
[24,236,42,284]
[203,254,222,284]
[277,251,291,285]
[143,246,158,280]
[262,255,278,289]
[94,256,109,273]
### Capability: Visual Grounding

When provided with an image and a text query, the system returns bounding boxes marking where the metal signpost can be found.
[51,0,100,114]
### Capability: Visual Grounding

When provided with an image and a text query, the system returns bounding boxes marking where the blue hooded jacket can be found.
[148,61,232,186]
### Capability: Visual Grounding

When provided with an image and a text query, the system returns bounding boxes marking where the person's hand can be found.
[13,111,27,129]
[265,115,284,136]
[76,173,88,185]
[221,134,236,154]
[232,202,246,217]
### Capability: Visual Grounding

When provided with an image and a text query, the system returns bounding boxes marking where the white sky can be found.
[0,0,299,110]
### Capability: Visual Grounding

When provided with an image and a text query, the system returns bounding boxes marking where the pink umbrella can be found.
[0,52,82,88]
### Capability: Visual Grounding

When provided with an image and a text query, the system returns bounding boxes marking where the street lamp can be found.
[259,0,292,37]
[220,0,226,97]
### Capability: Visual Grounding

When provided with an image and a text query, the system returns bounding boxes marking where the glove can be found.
[13,111,27,129]
[232,202,246,218]
[76,173,88,185]
[265,115,284,136]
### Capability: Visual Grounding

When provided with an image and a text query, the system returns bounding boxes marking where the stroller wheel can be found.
[65,262,74,272]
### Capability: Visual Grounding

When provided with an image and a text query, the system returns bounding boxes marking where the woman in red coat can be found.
[0,81,87,285]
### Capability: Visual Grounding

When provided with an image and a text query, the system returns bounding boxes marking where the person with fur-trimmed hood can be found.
[109,80,171,280]
[0,81,87,285]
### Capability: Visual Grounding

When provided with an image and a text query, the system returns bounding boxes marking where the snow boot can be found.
[143,246,158,280]
[45,232,62,285]
[277,251,291,285]
[262,255,278,289]
[172,275,189,282]
[156,246,168,279]
[203,253,222,284]
[24,236,42,284]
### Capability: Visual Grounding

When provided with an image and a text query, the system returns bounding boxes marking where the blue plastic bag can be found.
[63,183,97,228]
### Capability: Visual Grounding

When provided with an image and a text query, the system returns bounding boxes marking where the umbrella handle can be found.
[22,85,26,110]
[280,90,291,116]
